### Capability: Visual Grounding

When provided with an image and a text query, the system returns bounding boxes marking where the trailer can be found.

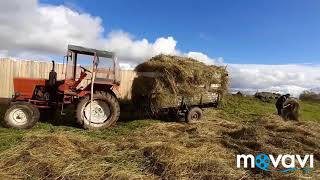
[131,55,228,123]
[148,85,222,123]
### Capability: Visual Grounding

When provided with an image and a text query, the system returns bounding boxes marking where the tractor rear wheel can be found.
[185,107,203,123]
[4,102,40,129]
[76,91,120,130]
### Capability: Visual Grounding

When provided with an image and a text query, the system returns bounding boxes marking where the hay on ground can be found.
[221,115,320,178]
[0,113,319,179]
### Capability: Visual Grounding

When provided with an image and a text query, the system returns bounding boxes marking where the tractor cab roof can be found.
[68,44,115,59]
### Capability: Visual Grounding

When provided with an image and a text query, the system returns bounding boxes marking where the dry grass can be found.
[132,54,228,109]
[221,115,320,179]
[0,131,153,179]
[0,115,319,179]
[0,97,319,179]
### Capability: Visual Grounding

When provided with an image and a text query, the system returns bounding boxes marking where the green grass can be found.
[0,128,24,152]
[217,95,276,121]
[217,95,320,122]
[0,96,319,152]
[300,100,320,122]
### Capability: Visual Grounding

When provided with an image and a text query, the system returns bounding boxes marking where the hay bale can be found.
[281,99,300,121]
[132,54,228,110]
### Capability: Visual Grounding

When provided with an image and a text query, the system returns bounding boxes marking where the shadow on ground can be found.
[0,99,181,129]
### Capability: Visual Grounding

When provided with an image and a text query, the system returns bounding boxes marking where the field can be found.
[0,96,319,179]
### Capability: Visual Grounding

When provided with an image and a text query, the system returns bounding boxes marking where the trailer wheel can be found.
[4,102,40,129]
[185,107,203,123]
[76,91,120,130]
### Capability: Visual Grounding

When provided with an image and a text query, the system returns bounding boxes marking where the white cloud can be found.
[152,37,178,55]
[103,31,179,64]
[0,0,104,56]
[119,63,134,70]
[0,50,8,57]
[0,0,319,96]
[228,64,320,96]
[0,0,217,66]
[186,52,223,65]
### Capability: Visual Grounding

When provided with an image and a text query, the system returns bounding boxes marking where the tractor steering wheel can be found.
[80,66,92,73]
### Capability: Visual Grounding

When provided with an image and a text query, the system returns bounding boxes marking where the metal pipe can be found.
[89,52,98,124]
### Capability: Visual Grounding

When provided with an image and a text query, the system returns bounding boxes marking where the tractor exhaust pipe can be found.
[52,60,55,71]
[49,60,57,86]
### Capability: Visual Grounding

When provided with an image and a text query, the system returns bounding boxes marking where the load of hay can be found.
[131,55,229,111]
[281,99,300,121]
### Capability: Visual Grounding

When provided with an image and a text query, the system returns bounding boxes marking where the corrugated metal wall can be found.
[0,58,136,99]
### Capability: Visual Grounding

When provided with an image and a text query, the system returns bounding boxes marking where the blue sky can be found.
[0,0,319,96]
[41,0,320,64]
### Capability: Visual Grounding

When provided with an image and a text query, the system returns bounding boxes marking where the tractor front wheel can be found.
[76,91,120,130]
[4,102,40,129]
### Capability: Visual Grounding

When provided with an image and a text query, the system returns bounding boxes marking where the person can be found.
[275,93,290,115]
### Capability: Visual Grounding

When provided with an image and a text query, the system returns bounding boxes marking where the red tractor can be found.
[4,45,121,129]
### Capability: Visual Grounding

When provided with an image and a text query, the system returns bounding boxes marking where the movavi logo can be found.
[237,154,314,173]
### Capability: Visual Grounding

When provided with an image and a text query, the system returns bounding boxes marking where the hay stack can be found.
[132,55,228,110]
[281,99,300,121]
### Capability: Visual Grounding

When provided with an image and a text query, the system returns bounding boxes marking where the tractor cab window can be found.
[95,57,114,80]
[66,52,92,81]
[76,54,93,86]
[65,52,76,80]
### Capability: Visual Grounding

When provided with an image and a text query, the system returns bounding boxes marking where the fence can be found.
[0,58,137,99]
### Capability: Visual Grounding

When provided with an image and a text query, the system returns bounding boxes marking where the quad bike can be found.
[4,45,121,130]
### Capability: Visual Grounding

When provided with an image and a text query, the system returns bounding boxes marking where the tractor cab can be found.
[59,45,120,95]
